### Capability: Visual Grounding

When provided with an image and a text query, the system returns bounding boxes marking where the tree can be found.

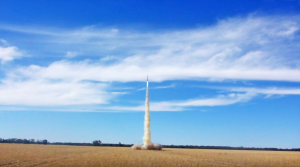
[42,140,48,145]
[93,140,102,146]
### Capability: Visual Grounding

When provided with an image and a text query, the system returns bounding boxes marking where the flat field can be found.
[0,144,299,167]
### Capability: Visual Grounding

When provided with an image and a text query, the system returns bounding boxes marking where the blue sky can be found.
[0,0,300,148]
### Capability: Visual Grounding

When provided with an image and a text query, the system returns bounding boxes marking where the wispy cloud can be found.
[0,14,300,110]
[0,39,8,46]
[152,84,176,89]
[123,86,300,112]
[0,45,24,63]
[0,79,112,105]
[228,87,300,95]
[100,55,118,61]
[0,24,66,36]
[91,92,256,112]
[201,86,300,95]
[137,83,176,91]
[0,92,254,112]
[65,51,79,58]
[110,92,129,95]
[3,15,300,82]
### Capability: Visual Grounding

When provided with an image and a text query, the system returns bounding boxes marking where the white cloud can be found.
[228,87,300,95]
[100,55,118,61]
[0,39,8,45]
[65,51,78,58]
[0,24,65,36]
[100,92,256,112]
[0,15,300,109]
[138,84,176,91]
[198,86,300,99]
[0,46,23,63]
[12,56,300,83]
[4,15,300,82]
[153,84,176,89]
[110,92,128,95]
[0,79,111,105]
[110,28,119,33]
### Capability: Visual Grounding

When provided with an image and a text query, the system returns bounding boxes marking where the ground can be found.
[0,144,299,167]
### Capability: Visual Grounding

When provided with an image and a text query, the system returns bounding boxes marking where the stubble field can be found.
[0,144,299,167]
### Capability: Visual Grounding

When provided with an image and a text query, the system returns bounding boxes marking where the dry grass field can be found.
[0,144,299,167]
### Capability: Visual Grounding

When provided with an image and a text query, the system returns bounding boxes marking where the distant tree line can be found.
[161,145,300,151]
[1,138,299,151]
[0,138,48,145]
